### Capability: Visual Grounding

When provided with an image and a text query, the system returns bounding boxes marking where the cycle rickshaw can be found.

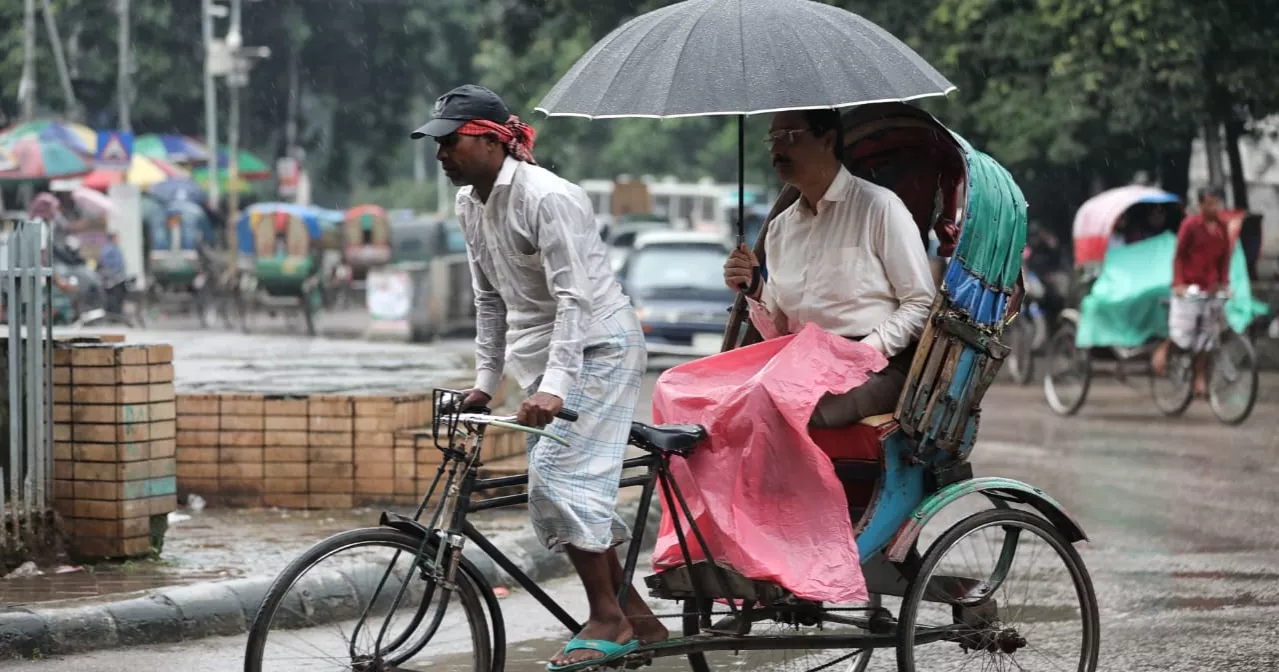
[233,202,347,336]
[1042,185,1266,424]
[244,102,1099,672]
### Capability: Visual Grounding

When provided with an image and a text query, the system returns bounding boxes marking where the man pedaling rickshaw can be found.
[721,108,938,425]
[1152,186,1243,396]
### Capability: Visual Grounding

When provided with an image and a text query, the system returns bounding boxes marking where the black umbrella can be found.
[536,0,955,255]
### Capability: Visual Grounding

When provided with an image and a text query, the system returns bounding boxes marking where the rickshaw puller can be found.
[412,85,665,672]
[1152,186,1241,394]
[723,109,937,425]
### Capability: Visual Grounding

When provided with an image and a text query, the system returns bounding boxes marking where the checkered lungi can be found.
[1169,296,1224,353]
[524,308,647,553]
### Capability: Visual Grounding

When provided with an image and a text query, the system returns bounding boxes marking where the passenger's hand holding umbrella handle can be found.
[739,267,761,297]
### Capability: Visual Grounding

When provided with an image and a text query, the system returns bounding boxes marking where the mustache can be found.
[771,155,792,166]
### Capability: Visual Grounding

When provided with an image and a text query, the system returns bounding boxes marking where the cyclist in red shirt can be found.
[1152,186,1242,393]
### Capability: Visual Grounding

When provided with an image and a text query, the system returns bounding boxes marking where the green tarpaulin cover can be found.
[1076,231,1270,348]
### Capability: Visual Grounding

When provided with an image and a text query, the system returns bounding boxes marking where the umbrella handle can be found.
[737,266,761,297]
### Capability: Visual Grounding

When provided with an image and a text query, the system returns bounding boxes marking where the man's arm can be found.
[530,193,594,400]
[865,197,937,357]
[465,220,508,399]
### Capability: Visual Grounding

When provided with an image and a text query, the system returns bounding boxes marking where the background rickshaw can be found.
[145,198,223,326]
[234,202,345,335]
[342,204,392,284]
[1043,185,1267,423]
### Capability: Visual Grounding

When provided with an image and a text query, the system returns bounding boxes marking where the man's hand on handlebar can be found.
[724,244,761,300]
[518,391,565,428]
[459,388,492,412]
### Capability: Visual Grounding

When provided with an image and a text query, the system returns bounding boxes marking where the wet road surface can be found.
[8,368,1279,670]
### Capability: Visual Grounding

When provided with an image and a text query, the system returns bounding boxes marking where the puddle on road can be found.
[1140,593,1278,612]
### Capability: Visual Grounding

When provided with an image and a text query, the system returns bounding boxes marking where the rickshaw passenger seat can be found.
[629,422,707,457]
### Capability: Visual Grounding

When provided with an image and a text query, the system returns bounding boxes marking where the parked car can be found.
[372,215,475,342]
[617,231,735,356]
[605,215,671,272]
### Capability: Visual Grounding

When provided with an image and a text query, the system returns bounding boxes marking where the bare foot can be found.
[622,590,669,645]
[551,615,634,668]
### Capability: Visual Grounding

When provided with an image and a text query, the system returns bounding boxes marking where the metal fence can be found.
[1,218,55,551]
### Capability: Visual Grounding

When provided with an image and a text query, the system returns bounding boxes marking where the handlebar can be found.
[432,388,578,448]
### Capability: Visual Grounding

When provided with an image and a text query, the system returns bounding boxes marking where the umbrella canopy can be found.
[0,119,98,155]
[535,0,955,119]
[196,145,271,180]
[81,154,190,191]
[190,168,257,194]
[0,137,92,181]
[135,134,210,165]
[148,178,208,205]
[71,186,115,216]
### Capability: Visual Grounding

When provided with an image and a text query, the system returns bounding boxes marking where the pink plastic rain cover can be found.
[649,323,877,603]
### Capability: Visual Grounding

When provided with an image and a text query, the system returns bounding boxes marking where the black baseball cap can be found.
[411,85,510,140]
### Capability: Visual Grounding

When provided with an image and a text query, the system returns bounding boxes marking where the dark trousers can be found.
[809,340,917,428]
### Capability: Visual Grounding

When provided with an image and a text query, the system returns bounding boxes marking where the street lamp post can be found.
[219,0,269,267]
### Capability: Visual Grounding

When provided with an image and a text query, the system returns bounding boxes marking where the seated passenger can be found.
[722,109,938,427]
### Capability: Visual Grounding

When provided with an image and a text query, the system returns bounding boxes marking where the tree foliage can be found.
[0,0,1274,223]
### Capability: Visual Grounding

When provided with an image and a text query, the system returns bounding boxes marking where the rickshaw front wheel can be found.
[895,509,1099,672]
[1043,320,1090,415]
[1209,331,1259,425]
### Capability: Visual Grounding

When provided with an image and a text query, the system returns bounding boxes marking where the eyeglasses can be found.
[762,129,809,147]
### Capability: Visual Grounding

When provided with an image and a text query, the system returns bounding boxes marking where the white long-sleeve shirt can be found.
[746,166,936,357]
[458,157,630,400]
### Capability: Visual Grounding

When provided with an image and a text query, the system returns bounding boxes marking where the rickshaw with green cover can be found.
[144,198,225,326]
[234,202,346,335]
[1042,185,1267,424]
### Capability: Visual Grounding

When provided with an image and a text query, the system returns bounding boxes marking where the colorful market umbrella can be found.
[134,133,210,165]
[81,154,190,191]
[71,186,116,216]
[0,119,98,155]
[190,167,257,194]
[0,137,92,181]
[148,178,208,204]
[202,145,271,180]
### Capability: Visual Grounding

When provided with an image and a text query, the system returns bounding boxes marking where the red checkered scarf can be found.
[457,115,538,165]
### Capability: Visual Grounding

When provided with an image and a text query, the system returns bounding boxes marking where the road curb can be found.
[0,498,661,660]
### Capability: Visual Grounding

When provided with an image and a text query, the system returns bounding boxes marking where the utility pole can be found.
[116,0,130,131]
[203,0,220,214]
[20,0,37,120]
[226,0,243,262]
[39,0,79,121]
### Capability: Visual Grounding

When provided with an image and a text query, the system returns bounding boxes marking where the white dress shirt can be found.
[747,166,937,358]
[458,157,631,399]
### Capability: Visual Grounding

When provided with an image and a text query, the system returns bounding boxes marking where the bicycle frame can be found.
[343,388,989,670]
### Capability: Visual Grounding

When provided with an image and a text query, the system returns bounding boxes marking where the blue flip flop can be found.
[546,636,641,672]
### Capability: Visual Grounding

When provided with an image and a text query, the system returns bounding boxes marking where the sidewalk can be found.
[0,485,661,659]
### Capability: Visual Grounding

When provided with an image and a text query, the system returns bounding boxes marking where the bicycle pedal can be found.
[622,652,654,669]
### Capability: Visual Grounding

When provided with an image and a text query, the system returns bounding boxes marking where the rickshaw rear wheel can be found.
[895,509,1099,672]
[681,594,878,672]
[1005,317,1035,385]
[1209,331,1259,425]
[1043,319,1090,415]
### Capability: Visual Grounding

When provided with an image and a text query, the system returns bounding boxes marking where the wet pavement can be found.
[7,365,1279,669]
[51,325,474,395]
